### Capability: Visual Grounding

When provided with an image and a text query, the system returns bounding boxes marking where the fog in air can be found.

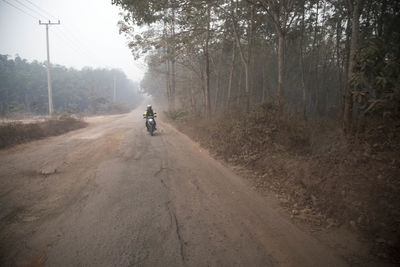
[0,0,399,266]
[0,0,144,82]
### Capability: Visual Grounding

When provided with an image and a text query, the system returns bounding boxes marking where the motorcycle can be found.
[143,113,157,136]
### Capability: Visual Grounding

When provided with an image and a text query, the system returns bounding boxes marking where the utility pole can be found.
[113,75,117,102]
[39,20,60,116]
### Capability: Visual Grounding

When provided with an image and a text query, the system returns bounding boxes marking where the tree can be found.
[343,0,364,132]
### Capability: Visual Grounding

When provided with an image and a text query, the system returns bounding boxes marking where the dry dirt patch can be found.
[168,104,400,265]
[0,116,87,149]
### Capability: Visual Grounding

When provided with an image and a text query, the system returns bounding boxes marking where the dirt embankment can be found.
[168,103,400,264]
[0,115,87,149]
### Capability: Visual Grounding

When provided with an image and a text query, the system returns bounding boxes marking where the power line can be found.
[3,0,100,66]
[18,0,102,66]
[21,0,99,61]
[22,0,58,20]
[14,0,48,19]
[58,25,101,64]
[52,29,100,67]
[1,0,39,20]
[3,0,140,74]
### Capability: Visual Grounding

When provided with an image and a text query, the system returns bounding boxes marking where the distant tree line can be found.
[0,54,142,116]
[113,0,400,132]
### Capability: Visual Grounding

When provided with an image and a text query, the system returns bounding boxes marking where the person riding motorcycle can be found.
[143,105,157,130]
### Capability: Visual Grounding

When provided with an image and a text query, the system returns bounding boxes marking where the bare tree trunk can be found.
[238,67,242,106]
[277,30,285,111]
[166,59,171,104]
[170,5,176,110]
[262,59,266,102]
[336,18,343,110]
[231,0,253,112]
[188,71,195,112]
[215,67,221,112]
[244,62,250,110]
[314,0,320,115]
[300,3,307,120]
[227,41,236,108]
[341,17,351,119]
[200,63,206,111]
[211,51,223,112]
[343,0,363,132]
[171,59,176,109]
[245,6,254,112]
[204,5,211,118]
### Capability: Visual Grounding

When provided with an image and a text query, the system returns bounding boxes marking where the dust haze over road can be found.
[0,104,348,266]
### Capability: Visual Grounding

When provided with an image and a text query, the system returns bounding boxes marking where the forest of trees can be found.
[0,55,142,116]
[113,0,400,132]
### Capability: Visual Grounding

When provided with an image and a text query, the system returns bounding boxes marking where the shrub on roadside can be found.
[0,116,87,149]
[172,103,400,263]
[179,102,310,164]
[164,108,188,120]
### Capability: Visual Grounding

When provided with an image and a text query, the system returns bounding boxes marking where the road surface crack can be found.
[172,210,185,264]
[154,166,171,177]
[165,201,186,265]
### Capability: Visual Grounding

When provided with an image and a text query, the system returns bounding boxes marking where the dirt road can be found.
[0,104,348,266]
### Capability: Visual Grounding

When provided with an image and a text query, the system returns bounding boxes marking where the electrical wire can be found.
[22,0,58,20]
[1,0,39,20]
[14,0,48,20]
[52,29,100,67]
[3,0,145,74]
[18,0,101,65]
[3,0,99,66]
[60,25,101,64]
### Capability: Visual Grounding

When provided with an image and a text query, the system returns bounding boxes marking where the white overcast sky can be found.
[0,0,145,82]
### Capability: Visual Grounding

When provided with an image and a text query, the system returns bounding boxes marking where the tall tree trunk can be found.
[343,0,363,132]
[299,1,307,120]
[244,62,250,110]
[314,0,320,115]
[171,58,176,109]
[227,41,236,108]
[166,59,171,104]
[262,58,266,102]
[336,18,343,111]
[245,6,254,112]
[214,66,221,112]
[231,0,253,112]
[211,51,223,112]
[238,66,242,105]
[189,71,196,113]
[170,5,176,110]
[277,30,285,111]
[200,63,206,112]
[204,5,211,118]
[341,16,351,119]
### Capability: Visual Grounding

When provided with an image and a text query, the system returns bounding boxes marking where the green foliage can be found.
[115,0,400,131]
[352,36,400,119]
[348,0,400,121]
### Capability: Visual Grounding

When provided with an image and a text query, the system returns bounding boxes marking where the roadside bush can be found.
[97,102,131,115]
[172,103,400,263]
[188,102,310,164]
[164,108,188,120]
[0,117,87,149]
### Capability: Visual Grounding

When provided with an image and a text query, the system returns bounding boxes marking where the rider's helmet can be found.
[147,104,152,111]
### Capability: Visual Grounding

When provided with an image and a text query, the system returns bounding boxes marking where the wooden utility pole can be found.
[39,20,60,116]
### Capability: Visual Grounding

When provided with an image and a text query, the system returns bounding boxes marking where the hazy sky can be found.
[0,0,145,82]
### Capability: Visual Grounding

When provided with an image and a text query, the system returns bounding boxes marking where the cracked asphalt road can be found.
[0,104,348,266]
